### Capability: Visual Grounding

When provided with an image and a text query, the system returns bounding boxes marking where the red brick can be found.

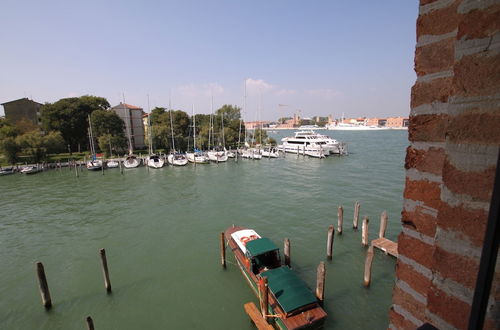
[438,202,488,247]
[411,78,453,109]
[432,246,480,289]
[398,232,435,270]
[442,159,496,201]
[446,111,500,144]
[415,37,455,76]
[427,285,471,329]
[405,146,445,176]
[408,114,449,142]
[393,285,427,321]
[457,4,500,39]
[396,261,432,298]
[404,178,442,210]
[389,307,419,330]
[402,207,437,240]
[420,0,440,5]
[417,1,460,36]
[453,53,500,97]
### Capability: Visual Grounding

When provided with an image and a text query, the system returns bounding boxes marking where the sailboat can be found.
[146,97,165,169]
[186,107,209,164]
[122,96,141,168]
[207,97,228,163]
[167,107,188,166]
[86,115,103,171]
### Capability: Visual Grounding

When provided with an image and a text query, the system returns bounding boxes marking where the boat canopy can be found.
[245,238,279,258]
[261,266,318,314]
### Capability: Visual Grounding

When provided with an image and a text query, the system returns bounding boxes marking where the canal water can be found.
[0,130,408,329]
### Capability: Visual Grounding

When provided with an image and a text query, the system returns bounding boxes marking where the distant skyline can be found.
[0,1,418,121]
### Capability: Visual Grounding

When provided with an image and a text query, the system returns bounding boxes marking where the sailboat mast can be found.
[192,104,196,152]
[259,89,262,145]
[123,93,133,155]
[147,94,153,155]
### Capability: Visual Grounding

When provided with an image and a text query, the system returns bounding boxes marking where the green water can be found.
[0,130,408,329]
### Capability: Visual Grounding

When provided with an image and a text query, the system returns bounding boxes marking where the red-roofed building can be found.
[109,102,146,149]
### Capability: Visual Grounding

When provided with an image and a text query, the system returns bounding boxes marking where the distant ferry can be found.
[325,123,392,131]
[297,124,326,130]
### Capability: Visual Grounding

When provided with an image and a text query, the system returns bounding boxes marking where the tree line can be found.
[0,95,274,164]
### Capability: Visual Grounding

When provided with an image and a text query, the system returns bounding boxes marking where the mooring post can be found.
[379,210,388,239]
[364,245,374,287]
[220,232,226,268]
[353,201,360,230]
[284,238,291,267]
[337,205,344,235]
[36,262,52,308]
[99,248,112,293]
[362,216,369,247]
[119,159,123,174]
[259,277,269,322]
[316,261,326,304]
[86,316,95,330]
[327,225,334,260]
[75,162,79,178]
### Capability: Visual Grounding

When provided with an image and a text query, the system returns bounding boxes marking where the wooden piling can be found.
[379,210,388,239]
[220,232,226,268]
[363,245,374,287]
[337,205,343,235]
[327,225,334,260]
[259,277,269,322]
[284,238,291,267]
[86,316,95,330]
[119,159,123,174]
[99,248,112,293]
[35,262,52,308]
[362,216,369,247]
[316,261,325,304]
[353,201,360,230]
[75,162,79,178]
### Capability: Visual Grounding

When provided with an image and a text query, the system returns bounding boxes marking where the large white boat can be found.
[278,130,346,155]
[146,154,165,168]
[123,154,141,168]
[325,123,391,130]
[207,147,228,162]
[167,152,188,166]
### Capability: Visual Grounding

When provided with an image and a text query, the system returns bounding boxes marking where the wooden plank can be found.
[244,302,274,330]
[371,237,398,257]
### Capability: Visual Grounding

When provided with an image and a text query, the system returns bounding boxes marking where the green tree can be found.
[150,109,190,152]
[98,134,128,157]
[41,95,110,151]
[0,120,21,164]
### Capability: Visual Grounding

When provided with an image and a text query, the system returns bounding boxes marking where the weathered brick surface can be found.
[404,178,442,210]
[396,261,432,298]
[398,232,435,269]
[438,202,488,247]
[453,53,500,97]
[411,78,453,109]
[393,285,427,322]
[432,246,480,289]
[417,1,460,36]
[408,114,449,142]
[402,209,437,238]
[415,37,454,76]
[446,111,500,144]
[457,3,500,39]
[420,0,441,6]
[405,146,445,175]
[428,285,471,329]
[442,158,496,201]
[389,307,419,330]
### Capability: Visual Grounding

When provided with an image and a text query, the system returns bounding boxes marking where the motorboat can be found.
[86,159,103,171]
[0,167,16,176]
[167,152,188,166]
[20,165,42,175]
[279,129,345,155]
[146,154,165,169]
[261,146,279,158]
[225,226,327,329]
[106,160,120,168]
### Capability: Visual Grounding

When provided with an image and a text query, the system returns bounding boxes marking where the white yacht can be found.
[146,154,165,168]
[278,130,345,155]
[207,147,228,162]
[167,152,188,166]
[123,154,141,168]
[325,122,391,130]
[261,146,279,158]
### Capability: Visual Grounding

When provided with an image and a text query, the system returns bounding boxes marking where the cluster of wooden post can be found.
[35,248,112,329]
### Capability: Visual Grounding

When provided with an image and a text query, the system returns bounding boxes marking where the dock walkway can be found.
[371,238,398,257]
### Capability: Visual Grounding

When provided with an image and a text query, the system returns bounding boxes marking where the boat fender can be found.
[240,236,250,245]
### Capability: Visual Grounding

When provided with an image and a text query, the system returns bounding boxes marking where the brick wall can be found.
[390,1,500,329]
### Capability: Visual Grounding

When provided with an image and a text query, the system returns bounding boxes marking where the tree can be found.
[98,134,128,156]
[16,130,65,163]
[0,120,21,164]
[41,95,110,151]
[90,110,127,153]
[150,109,190,152]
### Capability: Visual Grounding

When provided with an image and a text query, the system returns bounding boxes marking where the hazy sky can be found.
[0,0,418,121]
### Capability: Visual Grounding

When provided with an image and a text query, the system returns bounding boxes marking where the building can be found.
[386,116,409,128]
[390,2,499,329]
[244,121,270,129]
[1,98,43,126]
[109,103,146,150]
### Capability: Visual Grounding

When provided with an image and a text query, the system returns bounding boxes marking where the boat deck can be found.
[371,238,398,257]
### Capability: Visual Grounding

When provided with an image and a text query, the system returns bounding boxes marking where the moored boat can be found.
[20,165,43,175]
[167,152,189,166]
[0,167,16,175]
[225,226,327,329]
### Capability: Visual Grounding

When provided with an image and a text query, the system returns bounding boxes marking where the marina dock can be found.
[371,238,398,258]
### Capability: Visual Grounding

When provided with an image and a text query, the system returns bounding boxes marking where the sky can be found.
[0,0,418,121]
